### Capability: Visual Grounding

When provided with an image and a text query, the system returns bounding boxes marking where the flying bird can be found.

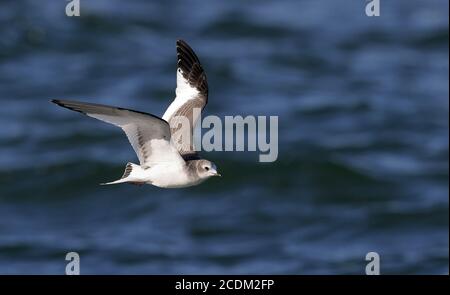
[52,40,220,188]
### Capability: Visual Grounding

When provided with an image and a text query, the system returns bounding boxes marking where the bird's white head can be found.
[197,159,221,179]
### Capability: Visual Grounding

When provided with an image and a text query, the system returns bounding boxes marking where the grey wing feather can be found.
[52,99,185,167]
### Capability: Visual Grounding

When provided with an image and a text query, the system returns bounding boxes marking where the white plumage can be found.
[52,40,220,188]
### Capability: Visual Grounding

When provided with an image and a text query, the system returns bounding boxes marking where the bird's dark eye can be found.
[204,166,210,171]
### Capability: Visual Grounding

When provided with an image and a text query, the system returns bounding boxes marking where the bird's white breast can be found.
[144,162,194,188]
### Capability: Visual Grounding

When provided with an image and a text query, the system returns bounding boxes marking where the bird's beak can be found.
[213,171,222,177]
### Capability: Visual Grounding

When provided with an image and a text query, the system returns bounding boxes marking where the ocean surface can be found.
[0,0,448,274]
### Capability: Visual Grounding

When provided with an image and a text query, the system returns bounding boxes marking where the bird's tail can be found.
[100,162,144,185]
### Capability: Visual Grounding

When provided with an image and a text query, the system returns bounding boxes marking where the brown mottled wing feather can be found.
[162,40,208,158]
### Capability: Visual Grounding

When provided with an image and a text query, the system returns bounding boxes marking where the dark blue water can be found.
[0,0,448,274]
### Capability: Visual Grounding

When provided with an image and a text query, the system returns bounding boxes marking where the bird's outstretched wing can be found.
[52,99,185,168]
[162,40,208,160]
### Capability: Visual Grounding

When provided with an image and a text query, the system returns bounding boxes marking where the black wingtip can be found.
[50,99,84,114]
[176,40,198,58]
[177,39,192,49]
[175,39,208,97]
[51,99,68,109]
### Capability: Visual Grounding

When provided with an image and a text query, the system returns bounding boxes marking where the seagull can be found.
[52,40,221,188]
